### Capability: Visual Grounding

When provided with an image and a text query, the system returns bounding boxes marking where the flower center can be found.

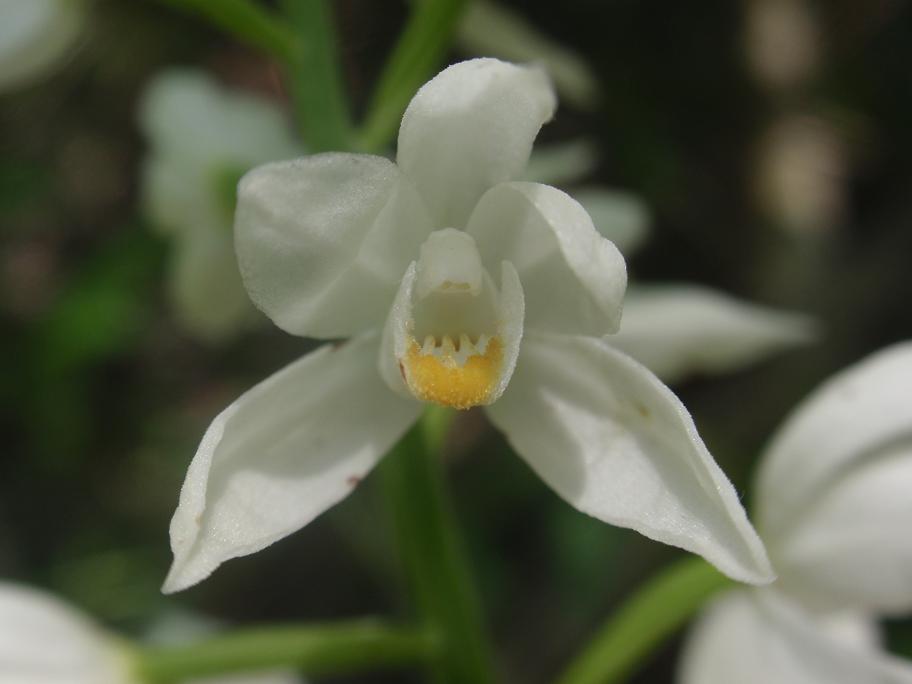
[397,229,507,409]
[404,333,504,409]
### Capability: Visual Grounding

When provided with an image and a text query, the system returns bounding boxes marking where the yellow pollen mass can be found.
[403,336,503,410]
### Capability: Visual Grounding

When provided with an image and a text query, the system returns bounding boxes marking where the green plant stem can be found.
[135,619,433,682]
[281,0,353,151]
[155,0,300,64]
[382,407,495,684]
[556,557,732,684]
[357,0,471,152]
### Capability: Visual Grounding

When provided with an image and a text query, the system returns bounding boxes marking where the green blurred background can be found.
[2,1,912,682]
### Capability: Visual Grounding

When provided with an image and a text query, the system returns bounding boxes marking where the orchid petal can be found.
[397,58,556,228]
[757,343,912,545]
[235,154,435,338]
[0,582,130,684]
[485,331,773,584]
[467,182,626,336]
[163,333,421,593]
[611,285,815,383]
[679,590,912,684]
[773,442,912,615]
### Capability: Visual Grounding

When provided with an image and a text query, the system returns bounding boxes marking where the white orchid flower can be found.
[0,581,299,684]
[164,58,773,594]
[680,342,912,684]
[0,0,83,93]
[139,69,302,342]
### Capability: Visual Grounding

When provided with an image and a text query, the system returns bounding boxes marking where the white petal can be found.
[456,2,600,109]
[397,58,556,228]
[235,154,435,338]
[163,333,421,593]
[485,331,773,584]
[679,590,912,684]
[611,285,815,383]
[169,225,260,342]
[0,0,82,93]
[139,68,300,167]
[569,187,651,257]
[757,343,912,543]
[773,442,912,614]
[467,181,627,336]
[0,582,132,684]
[521,140,599,186]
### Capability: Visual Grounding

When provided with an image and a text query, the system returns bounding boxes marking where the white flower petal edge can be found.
[485,331,774,584]
[0,582,132,684]
[397,58,557,228]
[757,342,912,545]
[163,333,422,594]
[610,285,816,383]
[0,0,83,93]
[235,154,436,339]
[467,182,627,336]
[679,590,912,684]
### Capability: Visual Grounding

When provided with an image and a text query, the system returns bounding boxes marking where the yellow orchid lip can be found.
[401,333,504,410]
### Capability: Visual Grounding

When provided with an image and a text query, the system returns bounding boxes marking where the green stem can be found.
[135,619,434,682]
[382,407,495,684]
[555,557,731,684]
[155,0,300,64]
[357,0,471,152]
[281,0,353,151]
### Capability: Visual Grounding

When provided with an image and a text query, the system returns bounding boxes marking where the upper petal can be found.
[0,582,131,684]
[467,182,627,336]
[679,590,912,684]
[163,333,421,593]
[235,154,435,338]
[485,331,773,584]
[757,343,912,546]
[397,58,556,228]
[611,285,815,383]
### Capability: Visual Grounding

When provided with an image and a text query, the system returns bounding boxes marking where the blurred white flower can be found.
[755,114,848,234]
[164,58,773,594]
[0,581,300,684]
[744,0,822,91]
[680,343,912,684]
[139,69,302,342]
[0,0,83,93]
[524,140,815,383]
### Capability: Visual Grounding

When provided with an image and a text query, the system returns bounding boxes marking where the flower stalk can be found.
[557,557,731,684]
[382,406,495,684]
[134,619,434,682]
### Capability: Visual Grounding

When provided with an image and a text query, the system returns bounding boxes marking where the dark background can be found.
[2,1,911,681]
